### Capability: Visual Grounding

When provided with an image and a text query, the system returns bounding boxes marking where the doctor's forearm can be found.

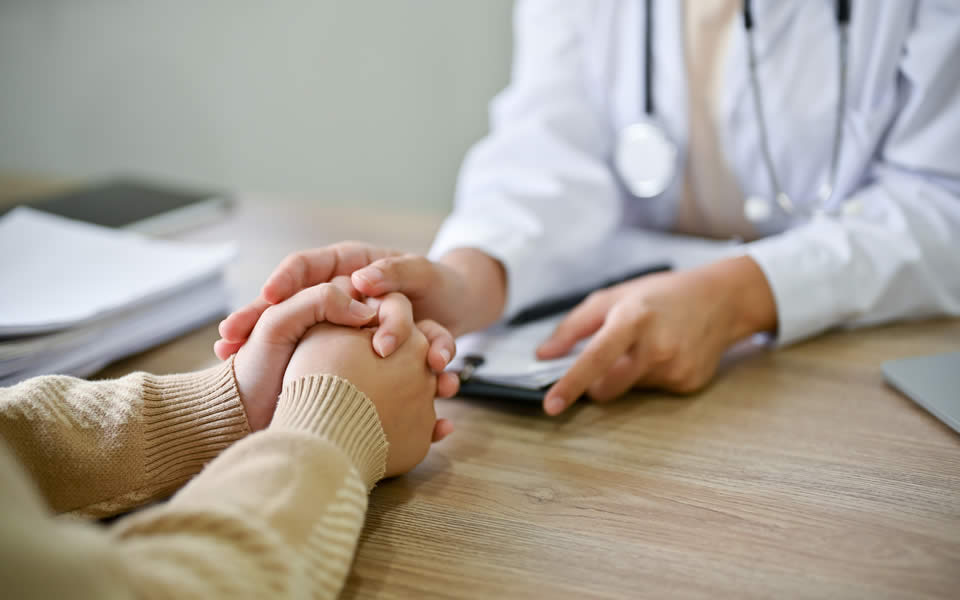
[438,248,507,336]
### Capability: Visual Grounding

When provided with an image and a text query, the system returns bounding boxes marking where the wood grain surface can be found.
[7,179,958,599]
[346,319,959,599]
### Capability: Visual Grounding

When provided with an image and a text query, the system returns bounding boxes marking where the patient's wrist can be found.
[271,373,387,490]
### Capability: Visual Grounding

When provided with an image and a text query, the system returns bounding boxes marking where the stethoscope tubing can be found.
[623,0,853,222]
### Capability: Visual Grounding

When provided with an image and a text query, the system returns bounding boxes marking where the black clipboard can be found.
[458,378,548,403]
[455,263,671,402]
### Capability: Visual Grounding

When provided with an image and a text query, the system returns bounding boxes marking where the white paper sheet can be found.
[0,207,234,335]
[449,314,584,389]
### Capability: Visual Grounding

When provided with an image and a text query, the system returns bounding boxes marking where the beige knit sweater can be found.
[0,357,388,599]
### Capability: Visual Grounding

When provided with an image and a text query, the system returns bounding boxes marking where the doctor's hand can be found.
[537,256,777,416]
[217,242,506,355]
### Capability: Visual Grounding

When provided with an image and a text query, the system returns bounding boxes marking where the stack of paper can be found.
[0,208,234,385]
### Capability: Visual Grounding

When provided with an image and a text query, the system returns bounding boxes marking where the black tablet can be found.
[12,177,231,235]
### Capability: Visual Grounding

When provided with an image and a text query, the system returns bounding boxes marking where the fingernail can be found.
[538,340,558,355]
[545,396,566,415]
[358,267,384,285]
[438,348,452,365]
[375,334,397,357]
[349,299,376,319]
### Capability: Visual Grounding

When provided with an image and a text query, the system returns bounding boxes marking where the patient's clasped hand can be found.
[226,274,459,449]
[0,270,458,599]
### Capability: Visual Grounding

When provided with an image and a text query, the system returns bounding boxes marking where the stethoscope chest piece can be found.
[615,119,678,198]
[743,195,773,223]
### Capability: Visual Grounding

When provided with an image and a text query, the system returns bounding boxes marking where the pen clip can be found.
[459,354,485,383]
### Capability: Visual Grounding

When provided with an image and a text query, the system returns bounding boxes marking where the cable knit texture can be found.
[0,361,388,599]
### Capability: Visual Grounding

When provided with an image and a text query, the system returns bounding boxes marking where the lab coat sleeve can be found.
[746,4,960,345]
[428,0,622,319]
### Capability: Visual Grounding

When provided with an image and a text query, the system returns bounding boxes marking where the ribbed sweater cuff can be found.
[270,375,388,491]
[141,357,250,484]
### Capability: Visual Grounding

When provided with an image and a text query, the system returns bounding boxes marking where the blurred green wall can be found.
[0,1,513,213]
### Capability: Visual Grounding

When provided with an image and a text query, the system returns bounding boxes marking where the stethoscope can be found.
[615,0,858,224]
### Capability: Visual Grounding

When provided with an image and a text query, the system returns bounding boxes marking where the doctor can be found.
[219,0,960,416]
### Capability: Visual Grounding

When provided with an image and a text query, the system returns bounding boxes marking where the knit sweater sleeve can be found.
[0,358,250,517]
[0,373,388,600]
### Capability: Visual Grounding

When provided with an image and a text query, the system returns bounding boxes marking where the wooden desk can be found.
[7,183,960,598]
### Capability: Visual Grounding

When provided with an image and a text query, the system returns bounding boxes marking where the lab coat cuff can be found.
[746,224,845,347]
[428,217,544,321]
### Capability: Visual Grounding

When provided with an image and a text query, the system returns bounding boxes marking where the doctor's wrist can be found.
[439,248,507,336]
[704,256,778,344]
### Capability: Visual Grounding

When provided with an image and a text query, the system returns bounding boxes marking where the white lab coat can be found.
[430,0,960,345]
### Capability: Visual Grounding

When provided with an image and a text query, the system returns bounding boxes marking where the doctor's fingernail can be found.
[357,267,384,285]
[375,334,397,357]
[539,339,562,353]
[438,348,452,365]
[545,396,566,415]
[349,300,376,319]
